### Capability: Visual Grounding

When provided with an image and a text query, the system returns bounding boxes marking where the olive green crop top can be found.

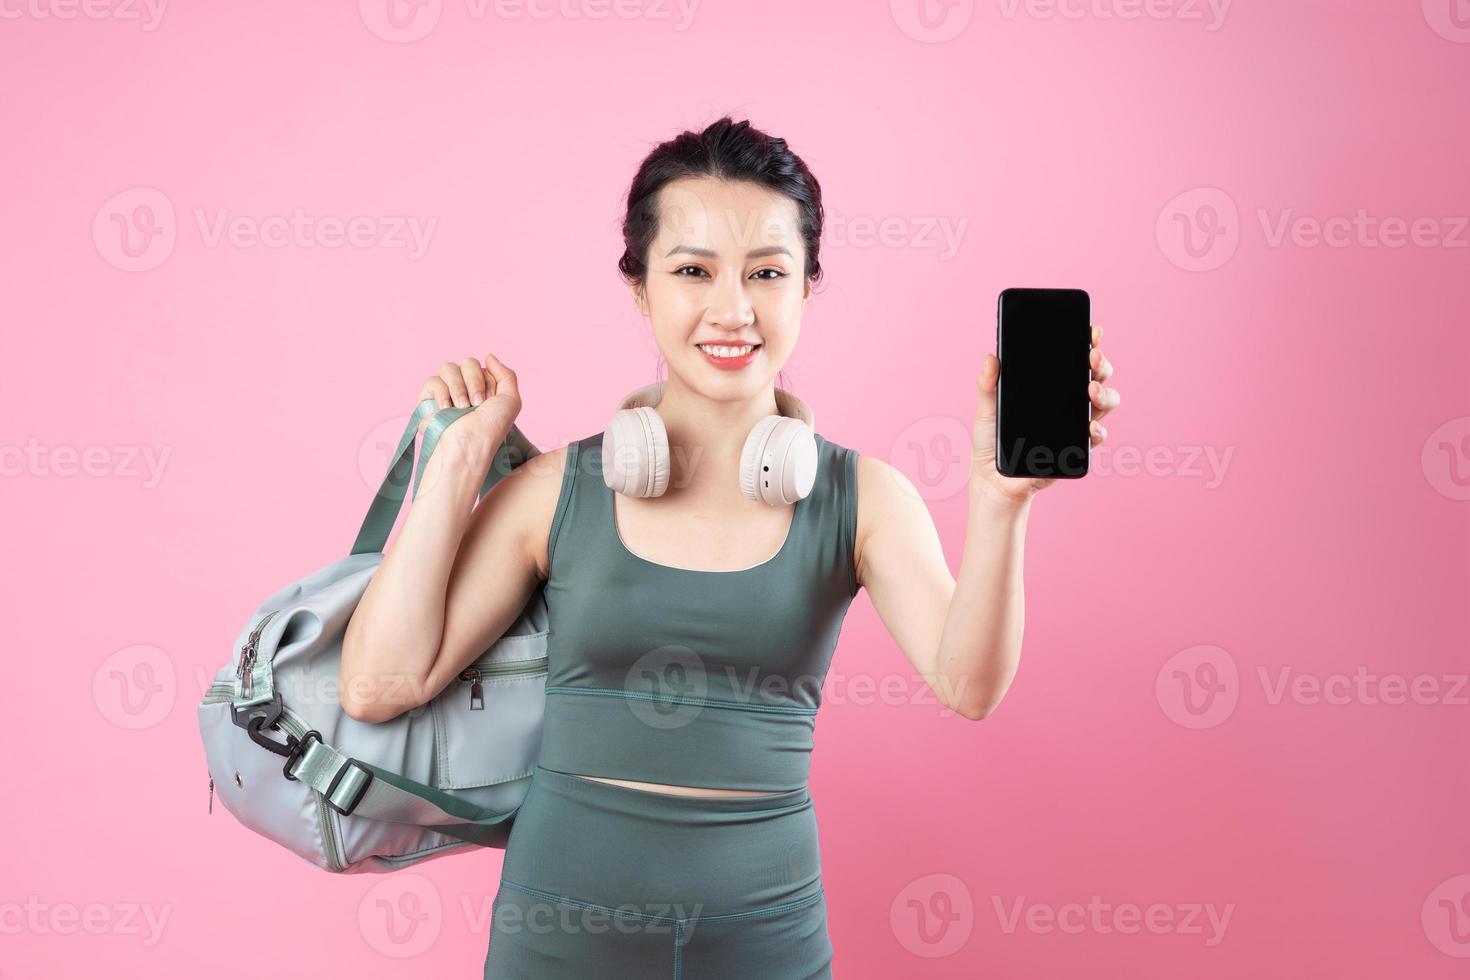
[536,429,861,792]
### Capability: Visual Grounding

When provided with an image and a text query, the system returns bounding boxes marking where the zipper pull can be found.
[208,775,214,814]
[239,650,255,698]
[460,667,484,710]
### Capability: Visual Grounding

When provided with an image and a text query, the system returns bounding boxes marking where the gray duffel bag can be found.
[197,400,546,873]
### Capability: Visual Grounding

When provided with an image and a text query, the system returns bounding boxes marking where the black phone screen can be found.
[995,288,1092,479]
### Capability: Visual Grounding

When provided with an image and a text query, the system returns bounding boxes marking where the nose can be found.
[705,275,754,329]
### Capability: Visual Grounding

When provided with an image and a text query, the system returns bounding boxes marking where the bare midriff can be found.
[566,773,785,798]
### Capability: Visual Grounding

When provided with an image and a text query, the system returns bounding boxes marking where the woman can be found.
[340,117,1120,978]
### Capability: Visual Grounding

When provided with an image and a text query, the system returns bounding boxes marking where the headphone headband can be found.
[617,381,815,430]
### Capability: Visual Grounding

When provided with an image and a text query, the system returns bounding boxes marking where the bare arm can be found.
[854,330,1120,720]
[854,457,1030,721]
[339,354,561,723]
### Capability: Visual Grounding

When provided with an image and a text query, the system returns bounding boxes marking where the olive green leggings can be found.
[482,765,833,979]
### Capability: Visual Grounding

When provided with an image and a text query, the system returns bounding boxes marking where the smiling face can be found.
[630,176,811,399]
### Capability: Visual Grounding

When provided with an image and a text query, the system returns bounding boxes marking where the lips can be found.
[696,342,762,370]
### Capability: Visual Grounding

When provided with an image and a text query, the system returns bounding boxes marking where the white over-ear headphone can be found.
[601,381,818,506]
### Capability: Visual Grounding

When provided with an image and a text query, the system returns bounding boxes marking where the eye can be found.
[751,268,787,281]
[674,265,709,278]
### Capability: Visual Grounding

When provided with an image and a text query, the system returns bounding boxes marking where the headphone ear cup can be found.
[740,416,817,506]
[603,405,670,498]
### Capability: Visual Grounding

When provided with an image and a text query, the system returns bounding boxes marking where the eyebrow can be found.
[664,244,793,259]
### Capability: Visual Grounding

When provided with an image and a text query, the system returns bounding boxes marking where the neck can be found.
[651,377,782,494]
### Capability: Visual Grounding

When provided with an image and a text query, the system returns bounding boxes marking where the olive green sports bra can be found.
[536,429,861,792]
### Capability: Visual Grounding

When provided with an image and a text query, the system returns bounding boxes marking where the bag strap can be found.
[289,732,518,848]
[350,400,541,556]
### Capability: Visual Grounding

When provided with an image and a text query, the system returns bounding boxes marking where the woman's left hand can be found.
[969,324,1119,503]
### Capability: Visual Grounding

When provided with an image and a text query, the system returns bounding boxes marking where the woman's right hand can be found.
[415,354,522,461]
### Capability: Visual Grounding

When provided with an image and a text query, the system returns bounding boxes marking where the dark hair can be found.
[617,116,825,292]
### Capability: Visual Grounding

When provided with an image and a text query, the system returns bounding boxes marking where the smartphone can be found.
[995,288,1092,479]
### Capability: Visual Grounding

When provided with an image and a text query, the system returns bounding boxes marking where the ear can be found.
[802,278,812,304]
[629,280,650,317]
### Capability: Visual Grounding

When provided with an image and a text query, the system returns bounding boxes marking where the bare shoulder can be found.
[852,452,927,584]
[477,442,572,583]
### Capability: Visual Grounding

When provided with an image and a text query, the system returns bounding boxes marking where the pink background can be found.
[3,0,1468,976]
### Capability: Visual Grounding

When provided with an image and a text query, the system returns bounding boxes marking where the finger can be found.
[975,354,998,421]
[415,379,451,435]
[1090,420,1107,446]
[439,362,471,408]
[420,377,451,410]
[461,357,488,406]
[1089,381,1119,420]
[1090,347,1114,384]
[483,352,520,405]
[1091,324,1102,347]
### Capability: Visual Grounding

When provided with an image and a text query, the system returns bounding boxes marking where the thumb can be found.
[975,354,998,421]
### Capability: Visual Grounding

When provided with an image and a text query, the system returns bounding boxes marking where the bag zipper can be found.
[201,682,345,871]
[456,656,548,710]
[235,609,282,699]
[202,650,548,862]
